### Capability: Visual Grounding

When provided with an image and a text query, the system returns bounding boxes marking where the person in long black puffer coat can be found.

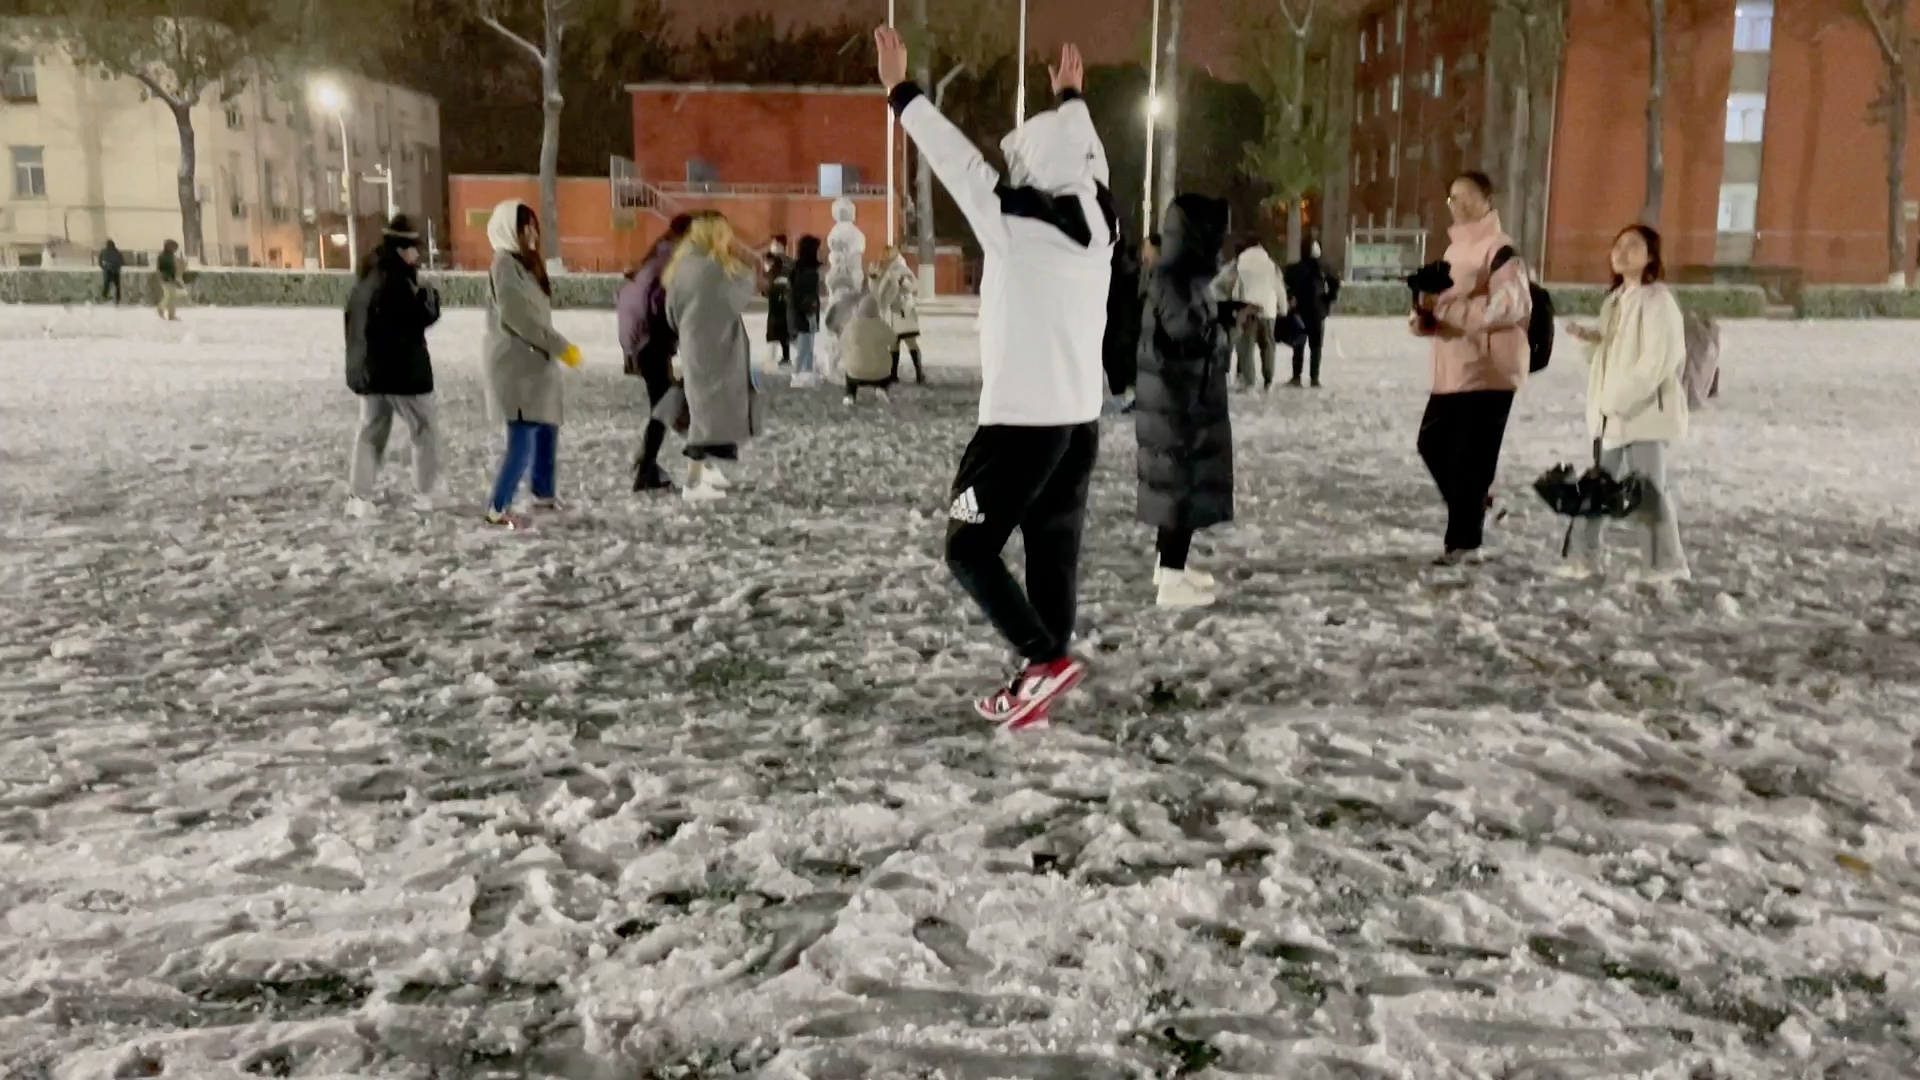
[1134,193,1235,610]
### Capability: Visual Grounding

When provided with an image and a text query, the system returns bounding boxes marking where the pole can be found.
[337,112,356,273]
[1015,0,1028,125]
[886,0,896,246]
[1143,0,1159,230]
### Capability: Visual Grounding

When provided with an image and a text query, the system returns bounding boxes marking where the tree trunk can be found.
[914,0,935,298]
[1506,82,1530,253]
[1287,27,1307,258]
[538,0,564,267]
[170,103,203,260]
[1642,0,1666,225]
[1156,0,1182,221]
[1889,62,1909,284]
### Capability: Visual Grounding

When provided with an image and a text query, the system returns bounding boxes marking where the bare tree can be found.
[1856,0,1914,285]
[1640,0,1667,223]
[1238,0,1332,256]
[1488,0,1565,263]
[907,0,1015,294]
[478,0,620,268]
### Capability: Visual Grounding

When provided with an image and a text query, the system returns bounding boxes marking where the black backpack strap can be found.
[1489,245,1518,274]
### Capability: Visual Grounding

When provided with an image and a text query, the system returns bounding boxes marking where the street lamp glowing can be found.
[1147,94,1162,118]
[310,79,346,113]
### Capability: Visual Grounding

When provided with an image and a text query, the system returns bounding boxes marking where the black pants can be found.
[846,375,892,400]
[945,422,1099,665]
[1417,390,1516,552]
[1291,319,1325,382]
[890,333,923,382]
[631,351,674,483]
[1157,527,1192,571]
[102,270,121,303]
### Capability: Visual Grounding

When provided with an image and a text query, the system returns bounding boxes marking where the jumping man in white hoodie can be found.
[876,28,1115,731]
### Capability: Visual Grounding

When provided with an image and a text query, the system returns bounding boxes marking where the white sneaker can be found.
[1156,570,1218,609]
[346,496,377,519]
[843,395,857,407]
[1554,560,1597,580]
[702,464,730,490]
[1153,562,1217,588]
[682,483,726,504]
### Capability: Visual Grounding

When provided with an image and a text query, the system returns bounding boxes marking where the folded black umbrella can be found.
[1536,440,1647,555]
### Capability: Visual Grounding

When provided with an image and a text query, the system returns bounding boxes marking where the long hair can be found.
[514,204,551,296]
[664,212,749,286]
[1608,223,1665,292]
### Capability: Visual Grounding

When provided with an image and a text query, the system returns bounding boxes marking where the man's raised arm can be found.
[875,27,1007,251]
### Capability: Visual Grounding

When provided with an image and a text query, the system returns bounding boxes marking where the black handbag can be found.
[1535,439,1647,555]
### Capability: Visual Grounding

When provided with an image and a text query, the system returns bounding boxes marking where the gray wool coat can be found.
[666,251,762,447]
[483,251,569,427]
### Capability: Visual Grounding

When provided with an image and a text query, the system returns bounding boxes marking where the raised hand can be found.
[875,27,909,91]
[1049,44,1084,95]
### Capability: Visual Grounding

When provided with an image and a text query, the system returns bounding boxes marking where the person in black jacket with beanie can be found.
[788,235,825,386]
[344,215,442,517]
[1135,193,1235,609]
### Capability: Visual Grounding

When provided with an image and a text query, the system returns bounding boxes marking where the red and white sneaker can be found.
[483,510,533,530]
[974,657,1087,731]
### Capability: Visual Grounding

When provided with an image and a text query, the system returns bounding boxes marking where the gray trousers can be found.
[350,394,438,499]
[1568,440,1688,573]
[1235,316,1277,388]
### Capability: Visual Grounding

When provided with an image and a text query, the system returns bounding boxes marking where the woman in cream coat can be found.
[1564,223,1690,582]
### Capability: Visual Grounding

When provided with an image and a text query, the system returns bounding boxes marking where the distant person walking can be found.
[1220,236,1282,392]
[156,240,186,321]
[879,26,1113,731]
[1283,239,1339,387]
[764,234,795,368]
[665,212,763,502]
[874,247,925,384]
[621,213,693,492]
[482,200,582,528]
[1410,170,1531,565]
[344,216,443,518]
[1562,224,1691,583]
[1136,194,1236,609]
[99,240,124,304]
[788,235,825,387]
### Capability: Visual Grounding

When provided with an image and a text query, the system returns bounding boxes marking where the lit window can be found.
[1717,182,1758,232]
[1375,19,1384,53]
[11,145,45,198]
[1733,1,1774,53]
[1389,141,1398,178]
[1391,75,1401,113]
[1396,1,1406,44]
[1360,28,1368,64]
[225,104,244,130]
[1433,56,1445,96]
[1725,93,1766,143]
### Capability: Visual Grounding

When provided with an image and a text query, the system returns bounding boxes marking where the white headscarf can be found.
[487,200,528,254]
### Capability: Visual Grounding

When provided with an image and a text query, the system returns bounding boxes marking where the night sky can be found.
[657,0,1243,76]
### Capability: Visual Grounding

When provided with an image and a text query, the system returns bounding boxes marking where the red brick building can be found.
[1343,0,1917,285]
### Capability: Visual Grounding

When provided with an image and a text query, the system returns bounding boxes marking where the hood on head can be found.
[487,200,529,254]
[1158,193,1229,271]
[998,105,1107,193]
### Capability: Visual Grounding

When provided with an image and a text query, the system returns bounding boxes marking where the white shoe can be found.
[1157,569,1218,609]
[876,389,891,404]
[682,483,726,504]
[1153,562,1216,588]
[1554,560,1596,580]
[702,464,730,490]
[843,395,857,407]
[1632,566,1692,586]
[346,496,377,519]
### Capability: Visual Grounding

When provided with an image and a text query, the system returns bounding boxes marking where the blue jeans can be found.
[490,421,557,513]
[793,331,817,375]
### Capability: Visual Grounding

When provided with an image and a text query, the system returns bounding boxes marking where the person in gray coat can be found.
[665,211,762,503]
[483,200,580,528]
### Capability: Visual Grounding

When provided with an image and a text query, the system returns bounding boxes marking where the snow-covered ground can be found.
[3,303,1919,1079]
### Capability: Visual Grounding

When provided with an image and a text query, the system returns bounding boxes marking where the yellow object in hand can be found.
[558,344,582,368]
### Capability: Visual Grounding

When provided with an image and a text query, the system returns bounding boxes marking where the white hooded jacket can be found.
[891,82,1115,427]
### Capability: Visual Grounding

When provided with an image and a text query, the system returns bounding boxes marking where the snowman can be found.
[818,197,868,380]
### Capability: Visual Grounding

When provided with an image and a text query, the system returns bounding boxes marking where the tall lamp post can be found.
[1015,0,1028,125]
[1143,0,1160,231]
[310,79,355,271]
[886,0,896,245]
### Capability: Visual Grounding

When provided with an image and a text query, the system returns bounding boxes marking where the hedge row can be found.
[0,267,1859,320]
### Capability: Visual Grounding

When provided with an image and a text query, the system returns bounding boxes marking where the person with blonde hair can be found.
[665,211,762,502]
[482,200,580,528]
